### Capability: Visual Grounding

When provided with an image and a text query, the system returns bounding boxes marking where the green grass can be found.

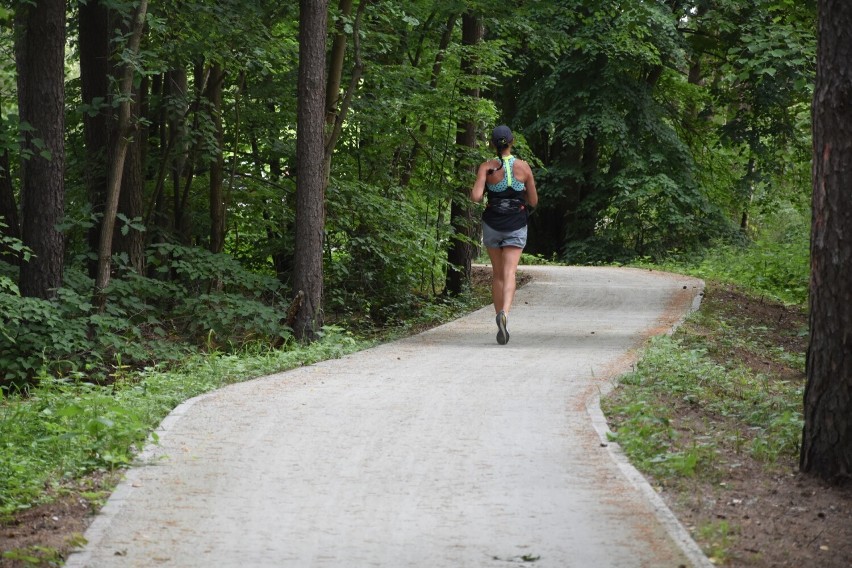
[603,333,803,483]
[697,520,739,565]
[0,328,368,518]
[607,224,811,563]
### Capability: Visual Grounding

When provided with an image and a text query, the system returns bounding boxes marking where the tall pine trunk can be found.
[801,0,852,483]
[445,12,482,296]
[15,0,66,299]
[293,0,329,340]
[79,0,112,279]
[209,63,226,254]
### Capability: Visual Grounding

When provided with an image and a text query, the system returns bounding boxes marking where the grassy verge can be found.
[602,274,816,565]
[602,327,803,480]
[0,328,368,520]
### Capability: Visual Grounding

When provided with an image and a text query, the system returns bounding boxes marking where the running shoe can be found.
[496,311,509,345]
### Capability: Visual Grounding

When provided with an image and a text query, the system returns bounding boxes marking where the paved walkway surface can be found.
[66,266,711,568]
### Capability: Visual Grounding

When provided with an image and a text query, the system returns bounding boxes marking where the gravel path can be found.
[67,266,710,568]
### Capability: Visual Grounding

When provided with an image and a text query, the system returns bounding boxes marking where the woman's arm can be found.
[471,162,489,203]
[519,161,538,207]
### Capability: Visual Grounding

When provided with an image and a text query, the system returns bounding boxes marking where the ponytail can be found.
[488,125,514,173]
[489,142,508,174]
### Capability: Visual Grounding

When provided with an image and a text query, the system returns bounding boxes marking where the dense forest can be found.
[7,5,852,563]
[0,0,816,389]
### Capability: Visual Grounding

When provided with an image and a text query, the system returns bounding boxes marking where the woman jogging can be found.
[471,125,538,345]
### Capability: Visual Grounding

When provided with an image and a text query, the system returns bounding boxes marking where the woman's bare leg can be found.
[498,246,523,314]
[487,245,523,315]
[486,247,505,313]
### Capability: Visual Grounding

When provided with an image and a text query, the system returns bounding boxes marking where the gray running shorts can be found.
[482,222,527,249]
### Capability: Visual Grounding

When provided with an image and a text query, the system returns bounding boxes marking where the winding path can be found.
[67,266,710,568]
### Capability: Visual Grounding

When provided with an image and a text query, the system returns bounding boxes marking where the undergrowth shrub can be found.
[0,244,292,390]
[326,181,439,324]
[693,236,808,305]
[650,205,810,305]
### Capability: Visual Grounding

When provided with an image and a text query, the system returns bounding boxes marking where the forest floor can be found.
[640,282,852,567]
[1,267,850,567]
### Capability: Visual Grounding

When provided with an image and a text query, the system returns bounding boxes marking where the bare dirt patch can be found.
[1,473,119,567]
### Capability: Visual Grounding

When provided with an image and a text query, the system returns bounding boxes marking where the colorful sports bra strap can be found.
[503,156,514,189]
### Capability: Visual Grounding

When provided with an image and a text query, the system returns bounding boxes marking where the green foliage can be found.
[0,220,31,296]
[0,375,150,517]
[697,520,738,565]
[0,267,492,517]
[0,0,817,448]
[482,0,815,264]
[2,545,65,566]
[518,252,560,266]
[694,240,808,306]
[603,334,803,481]
[494,0,736,261]
[650,207,810,306]
[325,179,444,324]
[0,244,293,390]
[146,243,281,296]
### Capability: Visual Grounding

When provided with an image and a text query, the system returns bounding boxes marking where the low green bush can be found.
[0,244,294,390]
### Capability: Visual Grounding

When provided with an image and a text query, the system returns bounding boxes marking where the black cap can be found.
[491,125,514,146]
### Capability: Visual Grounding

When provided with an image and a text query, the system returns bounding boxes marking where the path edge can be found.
[585,275,715,568]
[64,392,218,567]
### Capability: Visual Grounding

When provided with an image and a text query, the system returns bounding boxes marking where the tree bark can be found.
[15,0,66,299]
[163,68,190,235]
[209,63,226,254]
[79,0,113,279]
[323,0,367,181]
[94,0,148,308]
[445,12,482,296]
[801,0,852,483]
[325,0,354,127]
[114,86,146,274]
[293,0,329,340]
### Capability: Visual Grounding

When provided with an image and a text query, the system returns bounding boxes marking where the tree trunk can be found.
[801,0,852,483]
[94,0,148,309]
[323,0,367,181]
[209,63,226,254]
[15,0,66,299]
[445,12,482,296]
[114,86,146,274]
[293,0,329,340]
[166,68,190,236]
[325,0,353,127]
[79,0,112,279]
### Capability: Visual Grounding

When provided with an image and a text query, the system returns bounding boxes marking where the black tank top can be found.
[482,156,527,231]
